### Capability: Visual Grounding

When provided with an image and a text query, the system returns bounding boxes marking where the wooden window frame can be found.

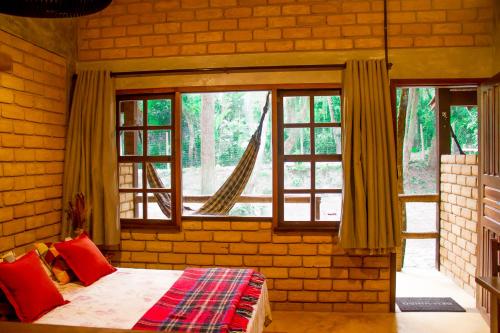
[116,93,179,230]
[276,89,342,231]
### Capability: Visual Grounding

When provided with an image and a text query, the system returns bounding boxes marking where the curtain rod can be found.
[110,62,393,78]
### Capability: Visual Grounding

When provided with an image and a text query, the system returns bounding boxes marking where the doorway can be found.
[393,83,479,312]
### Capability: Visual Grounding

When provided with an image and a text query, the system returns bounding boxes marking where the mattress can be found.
[35,267,271,333]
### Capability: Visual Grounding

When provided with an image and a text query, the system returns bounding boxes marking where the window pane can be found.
[450,106,478,155]
[147,130,171,156]
[147,163,171,189]
[119,130,143,156]
[405,202,437,233]
[314,96,341,123]
[396,87,438,194]
[147,192,171,220]
[315,193,341,221]
[284,162,311,189]
[284,96,310,123]
[119,192,142,218]
[119,163,142,189]
[316,162,342,189]
[284,193,310,221]
[315,127,341,154]
[147,99,171,126]
[284,128,310,155]
[119,100,143,127]
[181,91,272,217]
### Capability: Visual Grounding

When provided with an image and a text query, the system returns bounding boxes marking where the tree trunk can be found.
[201,94,216,194]
[284,97,308,153]
[403,88,419,177]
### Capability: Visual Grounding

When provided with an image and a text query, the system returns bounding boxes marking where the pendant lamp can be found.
[0,0,112,18]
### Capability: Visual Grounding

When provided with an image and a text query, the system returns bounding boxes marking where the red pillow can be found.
[0,251,68,322]
[54,233,116,286]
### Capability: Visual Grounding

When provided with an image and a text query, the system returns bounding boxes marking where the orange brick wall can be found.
[77,0,495,61]
[440,155,478,296]
[115,222,392,312]
[0,30,67,255]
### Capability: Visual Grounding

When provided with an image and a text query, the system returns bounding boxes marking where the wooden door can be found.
[478,74,500,323]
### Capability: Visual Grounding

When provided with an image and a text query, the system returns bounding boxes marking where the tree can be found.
[403,88,419,176]
[201,94,215,194]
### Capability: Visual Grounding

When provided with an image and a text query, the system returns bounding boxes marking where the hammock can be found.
[146,92,271,217]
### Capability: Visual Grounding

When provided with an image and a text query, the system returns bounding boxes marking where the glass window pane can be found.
[314,96,341,123]
[396,87,438,194]
[147,163,171,189]
[450,106,478,155]
[284,162,310,189]
[148,192,171,220]
[284,193,310,221]
[284,96,310,123]
[284,128,310,155]
[119,100,143,127]
[119,163,142,189]
[147,130,171,156]
[119,192,143,218]
[315,193,341,221]
[405,202,437,233]
[147,99,172,126]
[181,91,272,217]
[316,162,342,189]
[403,238,436,269]
[315,127,341,154]
[119,130,143,156]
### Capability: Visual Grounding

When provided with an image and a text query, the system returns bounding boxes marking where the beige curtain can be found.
[339,59,401,253]
[61,70,119,246]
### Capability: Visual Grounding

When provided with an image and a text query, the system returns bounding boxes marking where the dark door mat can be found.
[396,297,466,312]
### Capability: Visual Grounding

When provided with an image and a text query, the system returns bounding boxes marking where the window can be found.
[277,90,342,229]
[181,91,272,217]
[117,94,177,227]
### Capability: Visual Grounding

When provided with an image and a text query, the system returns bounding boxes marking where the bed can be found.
[34,267,272,333]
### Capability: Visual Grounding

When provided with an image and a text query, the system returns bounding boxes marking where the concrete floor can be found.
[265,268,489,333]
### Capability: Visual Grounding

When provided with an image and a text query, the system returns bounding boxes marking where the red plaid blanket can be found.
[132,267,264,333]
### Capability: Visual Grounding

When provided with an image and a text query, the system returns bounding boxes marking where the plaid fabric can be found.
[146,162,172,218]
[197,92,270,215]
[132,268,264,333]
[35,242,76,284]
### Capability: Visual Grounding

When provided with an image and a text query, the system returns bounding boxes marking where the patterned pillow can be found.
[34,243,76,284]
[0,251,15,263]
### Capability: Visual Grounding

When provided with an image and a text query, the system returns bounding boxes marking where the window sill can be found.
[181,215,272,222]
[121,221,180,232]
[274,223,340,233]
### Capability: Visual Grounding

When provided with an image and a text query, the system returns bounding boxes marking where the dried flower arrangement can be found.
[66,193,89,238]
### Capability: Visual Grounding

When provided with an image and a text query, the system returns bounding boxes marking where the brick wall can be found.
[115,221,391,312]
[439,154,478,296]
[0,30,67,255]
[77,0,495,61]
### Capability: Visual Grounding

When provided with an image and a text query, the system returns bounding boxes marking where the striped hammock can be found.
[146,92,271,217]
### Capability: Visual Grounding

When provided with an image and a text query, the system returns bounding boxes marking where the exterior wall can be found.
[494,0,500,73]
[77,0,495,62]
[116,221,391,312]
[439,154,479,296]
[0,30,67,255]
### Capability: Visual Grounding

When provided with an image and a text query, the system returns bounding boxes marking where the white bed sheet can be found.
[35,268,271,333]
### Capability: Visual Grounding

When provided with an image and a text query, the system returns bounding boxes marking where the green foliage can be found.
[451,106,478,153]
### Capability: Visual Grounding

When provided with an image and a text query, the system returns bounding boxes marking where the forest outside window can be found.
[181,91,272,218]
[277,90,342,229]
[117,94,176,227]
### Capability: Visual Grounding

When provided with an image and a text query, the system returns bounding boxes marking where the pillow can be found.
[0,251,15,263]
[0,251,68,322]
[35,242,76,284]
[54,233,116,286]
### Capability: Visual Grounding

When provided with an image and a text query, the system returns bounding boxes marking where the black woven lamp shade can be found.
[0,0,112,18]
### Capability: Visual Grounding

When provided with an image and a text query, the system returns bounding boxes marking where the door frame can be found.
[389,78,482,312]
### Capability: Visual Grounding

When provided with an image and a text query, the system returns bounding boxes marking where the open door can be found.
[477,74,500,323]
